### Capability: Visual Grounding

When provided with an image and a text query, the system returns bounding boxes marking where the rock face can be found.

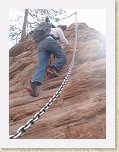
[9,23,106,139]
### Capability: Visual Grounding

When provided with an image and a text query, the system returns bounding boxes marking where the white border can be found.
[0,0,115,148]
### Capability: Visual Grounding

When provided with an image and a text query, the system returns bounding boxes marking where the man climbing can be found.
[26,24,69,97]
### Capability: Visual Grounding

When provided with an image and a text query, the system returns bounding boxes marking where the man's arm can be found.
[58,28,69,46]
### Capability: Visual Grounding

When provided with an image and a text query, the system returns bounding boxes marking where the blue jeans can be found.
[31,37,67,84]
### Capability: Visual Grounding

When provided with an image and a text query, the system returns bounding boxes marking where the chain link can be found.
[9,12,78,139]
[58,12,76,21]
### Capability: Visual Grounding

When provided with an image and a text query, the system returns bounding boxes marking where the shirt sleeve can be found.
[58,29,69,46]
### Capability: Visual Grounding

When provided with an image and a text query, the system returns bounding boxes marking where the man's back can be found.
[50,28,69,46]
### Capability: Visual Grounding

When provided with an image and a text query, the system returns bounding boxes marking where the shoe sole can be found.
[27,86,33,93]
[26,86,39,97]
[46,70,59,78]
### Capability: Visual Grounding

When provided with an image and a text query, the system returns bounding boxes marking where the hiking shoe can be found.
[46,67,59,77]
[26,85,39,97]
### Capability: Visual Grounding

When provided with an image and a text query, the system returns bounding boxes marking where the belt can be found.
[45,36,54,39]
[45,35,58,41]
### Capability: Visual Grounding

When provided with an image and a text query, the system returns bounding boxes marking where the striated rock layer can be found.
[9,23,106,139]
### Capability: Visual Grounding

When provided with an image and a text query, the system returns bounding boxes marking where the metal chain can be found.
[58,12,76,21]
[9,12,78,139]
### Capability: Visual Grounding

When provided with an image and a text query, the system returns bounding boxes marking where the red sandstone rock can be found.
[9,22,106,139]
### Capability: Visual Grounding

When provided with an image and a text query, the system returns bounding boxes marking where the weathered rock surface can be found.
[9,23,106,139]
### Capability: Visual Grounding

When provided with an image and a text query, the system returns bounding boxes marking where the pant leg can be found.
[41,37,67,71]
[31,47,51,84]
